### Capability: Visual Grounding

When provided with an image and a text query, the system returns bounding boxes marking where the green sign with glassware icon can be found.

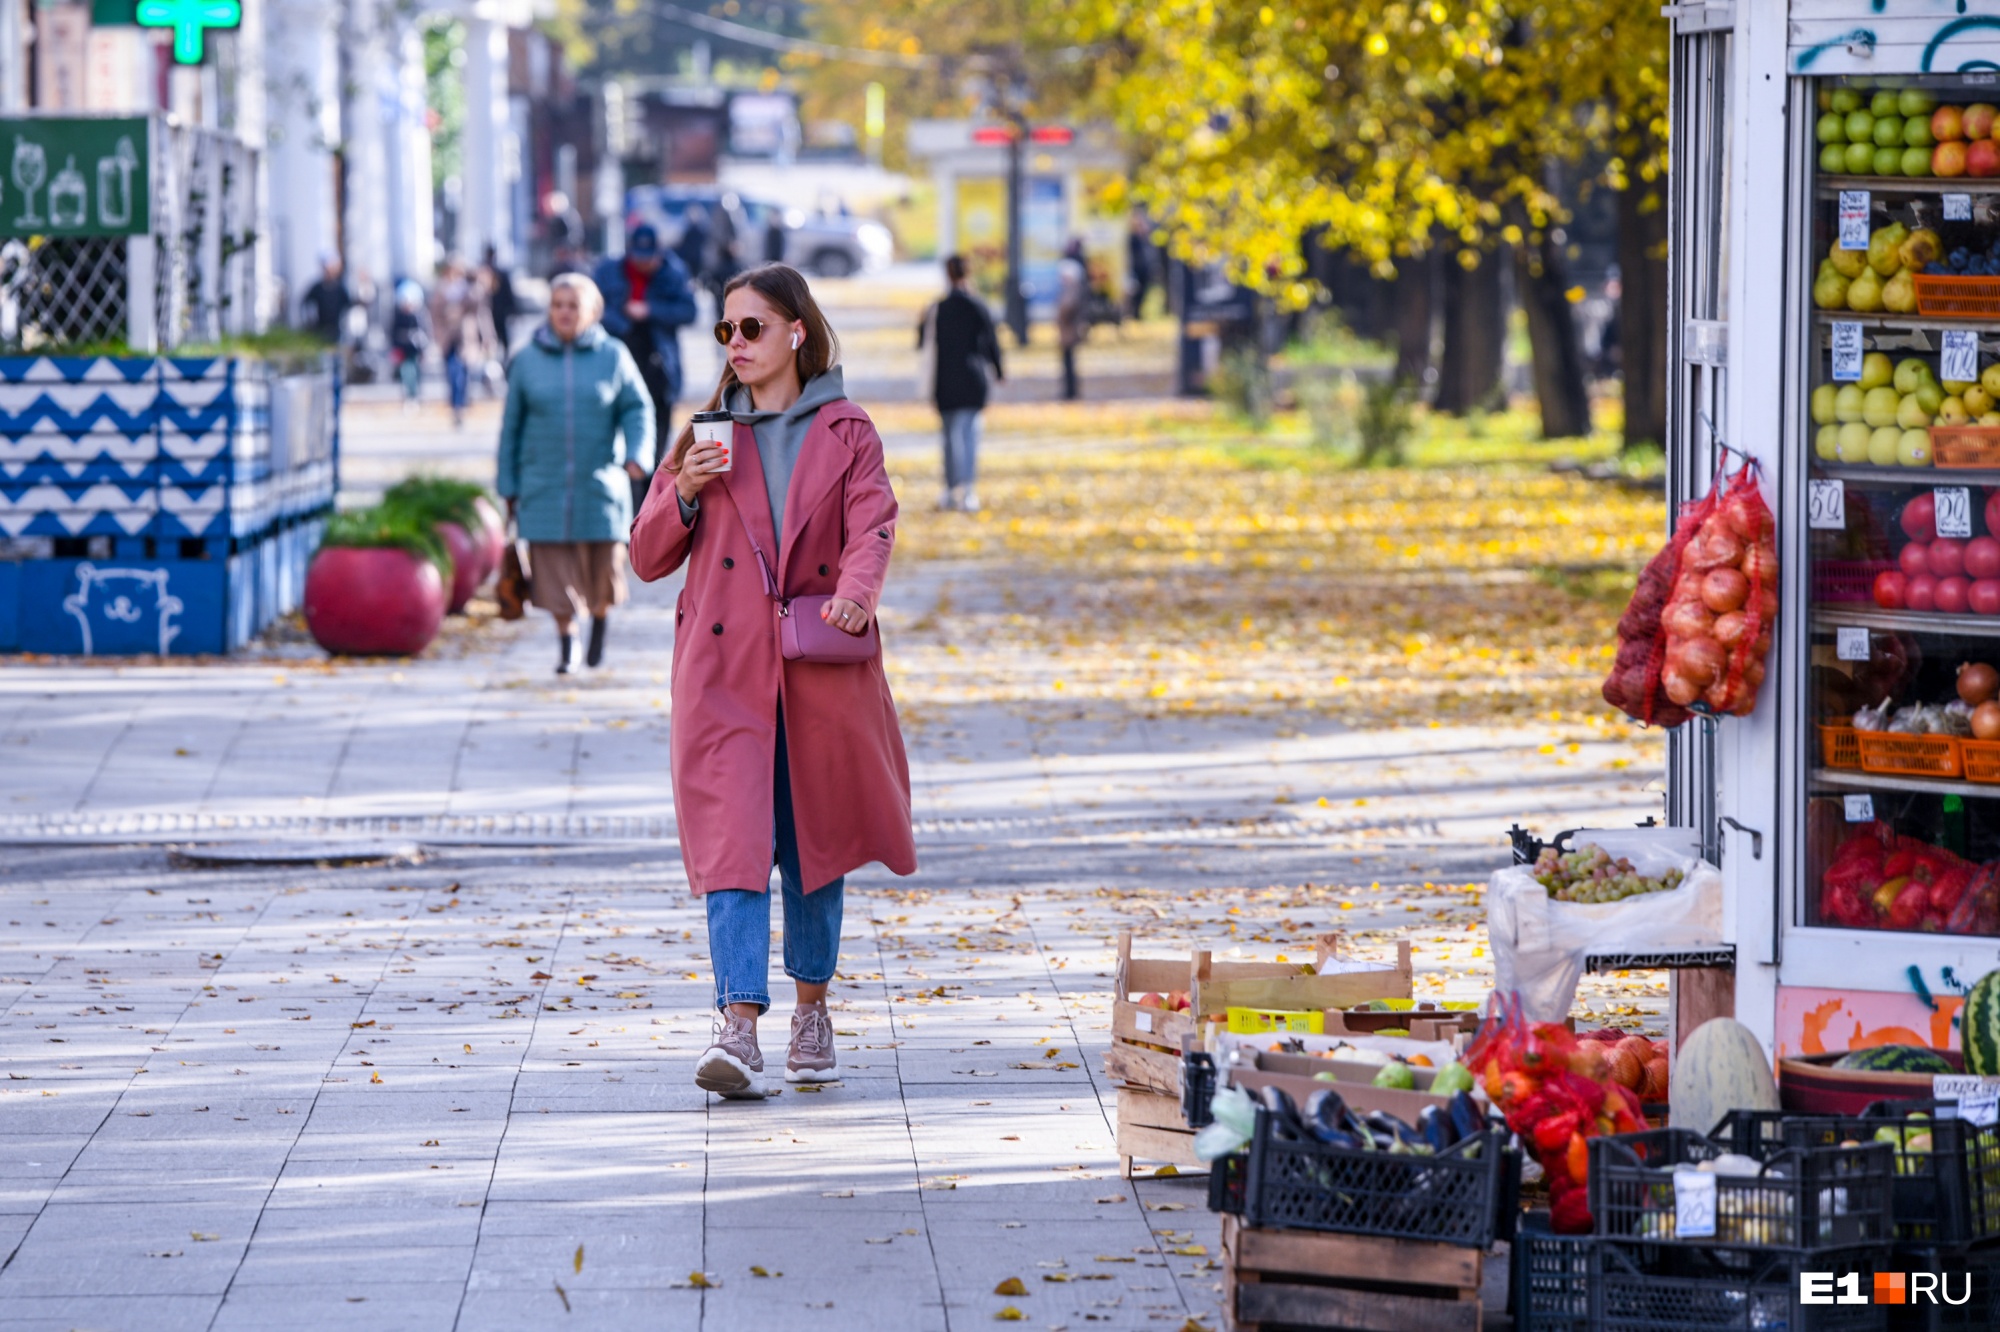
[0,119,149,238]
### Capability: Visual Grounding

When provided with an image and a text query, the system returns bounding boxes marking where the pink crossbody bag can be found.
[728,494,879,663]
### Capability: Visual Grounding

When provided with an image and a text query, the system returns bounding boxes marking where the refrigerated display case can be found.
[1674,3,2000,1062]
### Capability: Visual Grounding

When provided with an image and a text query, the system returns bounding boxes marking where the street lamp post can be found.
[1003,114,1027,347]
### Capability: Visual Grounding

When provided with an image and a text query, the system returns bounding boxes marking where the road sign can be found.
[0,118,149,238]
[135,0,240,65]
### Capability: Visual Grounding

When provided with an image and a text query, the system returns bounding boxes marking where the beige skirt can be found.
[527,541,629,619]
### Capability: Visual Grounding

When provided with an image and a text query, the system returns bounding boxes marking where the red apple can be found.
[1967,102,1998,138]
[1967,139,2000,177]
[1909,573,1940,611]
[1971,578,2000,615]
[1936,140,1970,177]
[1932,537,1969,578]
[1875,570,1910,609]
[1900,542,1933,578]
[1903,492,1939,542]
[1935,104,1968,142]
[1938,575,1972,613]
[1967,536,2000,580]
[1988,489,2000,537]
[1137,992,1166,1009]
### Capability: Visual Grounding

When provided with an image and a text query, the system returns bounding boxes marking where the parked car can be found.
[624,186,893,279]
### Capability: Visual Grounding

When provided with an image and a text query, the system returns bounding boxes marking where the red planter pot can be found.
[303,546,446,656]
[437,521,479,613]
[471,496,506,581]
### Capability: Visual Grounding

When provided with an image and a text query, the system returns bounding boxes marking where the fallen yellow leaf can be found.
[574,1244,584,1274]
[993,1277,1026,1296]
[995,1309,1025,1322]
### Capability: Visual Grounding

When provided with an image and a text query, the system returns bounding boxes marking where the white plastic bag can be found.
[1487,829,1722,1023]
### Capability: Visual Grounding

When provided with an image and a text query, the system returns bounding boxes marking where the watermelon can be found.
[1669,1018,1780,1134]
[1834,1045,1955,1074]
[1966,969,2000,1077]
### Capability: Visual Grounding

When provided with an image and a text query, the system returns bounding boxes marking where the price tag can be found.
[1839,191,1872,250]
[1946,193,1975,222]
[1935,1075,2000,1126]
[1831,323,1865,381]
[1809,479,1847,530]
[1845,794,1876,822]
[1938,486,1975,539]
[1135,1010,1153,1033]
[1673,1167,1718,1239]
[1836,627,1871,661]
[1943,330,1981,384]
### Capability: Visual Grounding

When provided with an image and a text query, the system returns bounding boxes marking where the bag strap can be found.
[723,481,788,612]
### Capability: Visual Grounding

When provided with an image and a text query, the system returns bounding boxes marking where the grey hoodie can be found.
[680,368,847,534]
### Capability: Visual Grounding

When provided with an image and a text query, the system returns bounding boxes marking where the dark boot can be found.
[586,616,607,668]
[556,633,575,675]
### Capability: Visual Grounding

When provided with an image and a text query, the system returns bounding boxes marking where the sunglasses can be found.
[714,317,792,346]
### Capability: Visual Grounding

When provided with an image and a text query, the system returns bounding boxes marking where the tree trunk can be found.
[1394,250,1435,389]
[1617,178,1670,451]
[1433,250,1504,415]
[1513,228,1593,439]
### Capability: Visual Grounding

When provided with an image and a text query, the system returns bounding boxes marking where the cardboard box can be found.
[1222,1048,1464,1122]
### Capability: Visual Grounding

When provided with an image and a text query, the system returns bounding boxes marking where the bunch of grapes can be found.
[1530,844,1687,903]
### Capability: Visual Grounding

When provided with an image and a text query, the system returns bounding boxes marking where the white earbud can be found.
[790,331,802,350]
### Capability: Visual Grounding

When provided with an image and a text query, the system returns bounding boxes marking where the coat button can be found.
[818,564,830,576]
[722,557,734,569]
[877,529,889,539]
[711,623,724,635]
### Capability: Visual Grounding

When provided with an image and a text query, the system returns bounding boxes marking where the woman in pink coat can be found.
[631,263,917,1100]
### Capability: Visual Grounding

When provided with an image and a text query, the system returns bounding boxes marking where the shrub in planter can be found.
[304,507,449,656]
[382,476,500,613]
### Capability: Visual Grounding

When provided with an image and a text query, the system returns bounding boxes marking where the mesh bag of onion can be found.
[1602,489,1715,727]
[1660,468,1777,717]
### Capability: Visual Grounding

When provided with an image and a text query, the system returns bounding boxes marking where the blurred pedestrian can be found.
[1056,239,1090,401]
[1126,211,1156,320]
[630,263,916,1098]
[917,254,1004,512]
[429,256,496,428]
[762,210,788,265]
[676,206,711,287]
[496,274,655,675]
[299,254,352,344]
[388,280,430,410]
[594,225,697,503]
[482,243,520,369]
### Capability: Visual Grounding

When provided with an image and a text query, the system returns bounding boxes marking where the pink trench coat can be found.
[629,403,918,896]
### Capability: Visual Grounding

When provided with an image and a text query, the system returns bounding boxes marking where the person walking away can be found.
[1126,211,1156,320]
[299,254,353,344]
[482,243,520,369]
[430,257,494,428]
[917,254,1005,512]
[762,210,788,265]
[1056,240,1090,401]
[388,280,431,410]
[595,225,697,508]
[630,262,917,1098]
[496,274,655,674]
[676,206,712,292]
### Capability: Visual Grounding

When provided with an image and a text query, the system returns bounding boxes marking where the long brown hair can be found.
[667,263,840,470]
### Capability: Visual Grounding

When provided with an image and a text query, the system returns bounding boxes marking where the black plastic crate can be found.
[1181,1047,1216,1130]
[1589,1127,1894,1253]
[1207,1149,1245,1215]
[1783,1102,2000,1248]
[1594,1241,1886,1332]
[1885,1243,2000,1332]
[1213,1106,1517,1248]
[1512,1213,1595,1332]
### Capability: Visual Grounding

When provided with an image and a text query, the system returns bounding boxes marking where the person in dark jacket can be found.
[482,243,520,368]
[916,255,1005,512]
[299,255,353,344]
[594,226,697,492]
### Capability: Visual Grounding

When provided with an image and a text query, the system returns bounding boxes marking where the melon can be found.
[1967,969,2000,1077]
[1668,1018,1779,1134]
[1833,1044,1954,1074]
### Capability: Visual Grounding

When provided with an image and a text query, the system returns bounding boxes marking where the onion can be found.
[1662,663,1701,706]
[1740,542,1778,586]
[1672,636,1728,689]
[1753,630,1773,658]
[1701,567,1751,614]
[1744,658,1767,690]
[1674,568,1707,603]
[1712,611,1753,648]
[1975,700,2000,741]
[1959,662,2000,706]
[1705,677,1735,711]
[1661,598,1715,640]
[1722,489,1770,543]
[1689,527,1746,571]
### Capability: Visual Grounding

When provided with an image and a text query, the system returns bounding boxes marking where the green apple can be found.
[1817,111,1847,144]
[1980,362,2000,398]
[1845,141,1879,174]
[1821,143,1850,173]
[1860,351,1894,388]
[1812,383,1840,424]
[1967,385,1995,416]
[1837,421,1875,462]
[1869,425,1904,464]
[1917,381,1946,415]
[1864,385,1903,425]
[1874,115,1906,147]
[1901,88,1939,118]
[1872,91,1902,117]
[1905,116,1936,147]
[1904,145,1936,176]
[1874,146,1905,176]
[1846,110,1878,143]
[1898,392,1934,428]
[1817,424,1841,460]
[1894,357,1932,394]
[1900,428,1934,466]
[1835,383,1868,422]
[1941,395,1972,425]
[1832,88,1863,115]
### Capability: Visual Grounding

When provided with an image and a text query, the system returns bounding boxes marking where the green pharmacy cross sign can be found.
[135,0,241,65]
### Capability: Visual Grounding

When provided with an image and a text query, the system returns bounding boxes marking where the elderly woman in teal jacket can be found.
[497,273,656,673]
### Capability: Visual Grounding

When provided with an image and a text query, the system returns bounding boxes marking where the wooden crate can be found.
[1115,1085,1201,1177]
[1221,1215,1483,1332]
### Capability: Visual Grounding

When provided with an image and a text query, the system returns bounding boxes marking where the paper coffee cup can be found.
[691,410,733,472]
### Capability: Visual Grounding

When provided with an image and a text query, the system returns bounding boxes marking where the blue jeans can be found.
[942,408,982,490]
[705,719,844,1013]
[444,351,469,413]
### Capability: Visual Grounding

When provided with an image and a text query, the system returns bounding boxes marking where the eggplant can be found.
[1448,1091,1485,1145]
[1417,1104,1454,1154]
[1259,1085,1306,1139]
[1363,1109,1428,1152]
[1303,1088,1354,1147]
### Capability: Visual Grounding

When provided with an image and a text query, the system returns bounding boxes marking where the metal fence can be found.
[0,115,258,353]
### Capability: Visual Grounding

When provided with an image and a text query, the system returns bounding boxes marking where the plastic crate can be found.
[1181,1048,1216,1129]
[1822,723,1863,770]
[1963,739,2000,784]
[1587,1127,1894,1253]
[1858,732,1964,779]
[1893,1243,2000,1332]
[1815,560,1899,603]
[1512,1213,1595,1332]
[1915,273,2000,319]
[1594,1241,1885,1332]
[1778,1101,2000,1247]
[1208,1149,1246,1213]
[1214,1106,1518,1248]
[1931,425,2000,470]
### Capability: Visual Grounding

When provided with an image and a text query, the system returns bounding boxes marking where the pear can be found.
[1982,412,2000,427]
[1848,266,1886,311]
[1860,352,1894,388]
[1968,385,1995,416]
[1837,421,1875,462]
[1869,222,1910,276]
[1898,392,1934,428]
[1900,428,1934,466]
[1899,228,1944,270]
[1830,245,1869,279]
[1981,363,2000,398]
[1894,357,1931,393]
[1941,395,1972,425]
[1868,425,1903,465]
[1816,424,1841,460]
[1917,381,1946,415]
[1864,385,1903,426]
[1883,269,1919,314]
[1815,266,1854,310]
[1812,383,1839,424]
[1945,380,1978,395]
[1835,384,1868,422]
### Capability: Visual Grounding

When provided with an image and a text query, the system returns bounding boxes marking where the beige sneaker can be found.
[786,1001,839,1083]
[695,1012,767,1099]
